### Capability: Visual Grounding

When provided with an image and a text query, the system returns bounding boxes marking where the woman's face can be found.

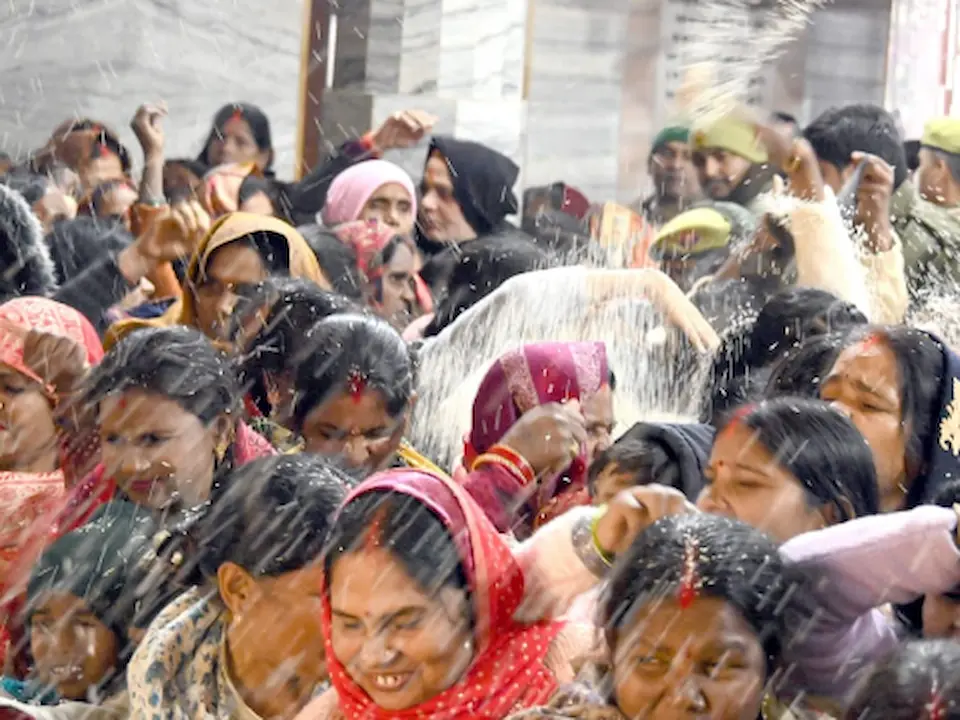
[699,423,827,543]
[922,592,960,640]
[193,242,269,342]
[95,183,138,229]
[419,152,476,244]
[99,390,225,511]
[360,183,415,237]
[301,389,405,472]
[613,596,767,720]
[220,563,327,717]
[329,547,473,711]
[30,592,119,701]
[208,118,270,170]
[0,364,58,472]
[376,242,418,331]
[820,340,907,511]
[79,152,124,193]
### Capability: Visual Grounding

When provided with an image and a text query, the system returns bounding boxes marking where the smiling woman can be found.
[309,469,577,720]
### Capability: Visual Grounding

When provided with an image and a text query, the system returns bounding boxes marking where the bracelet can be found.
[472,452,530,487]
[572,510,613,578]
[591,505,615,567]
[488,444,535,484]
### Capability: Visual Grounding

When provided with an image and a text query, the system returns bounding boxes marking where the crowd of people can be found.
[0,72,958,720]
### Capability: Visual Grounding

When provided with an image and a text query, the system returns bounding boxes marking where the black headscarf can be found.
[427,136,519,237]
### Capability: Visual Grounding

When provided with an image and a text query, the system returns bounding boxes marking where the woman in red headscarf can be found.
[333,220,433,332]
[298,468,591,720]
[0,297,106,670]
[462,342,614,537]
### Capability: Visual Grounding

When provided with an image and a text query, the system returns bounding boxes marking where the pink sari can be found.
[462,342,609,535]
[0,298,105,670]
[321,469,564,719]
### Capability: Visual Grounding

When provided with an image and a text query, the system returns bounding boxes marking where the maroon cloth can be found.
[462,342,608,535]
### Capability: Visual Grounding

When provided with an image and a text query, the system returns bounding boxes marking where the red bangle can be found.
[359,132,381,156]
[489,444,535,484]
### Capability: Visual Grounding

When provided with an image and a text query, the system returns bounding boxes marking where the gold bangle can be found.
[590,506,615,567]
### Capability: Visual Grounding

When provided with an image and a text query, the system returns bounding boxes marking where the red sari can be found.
[462,342,609,535]
[322,469,564,720]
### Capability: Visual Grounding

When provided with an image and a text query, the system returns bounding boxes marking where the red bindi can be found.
[346,369,366,403]
[857,333,883,353]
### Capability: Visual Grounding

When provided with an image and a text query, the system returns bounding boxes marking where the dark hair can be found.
[750,288,867,368]
[587,437,679,493]
[846,640,960,719]
[238,174,275,210]
[202,230,291,279]
[298,224,363,300]
[198,103,273,171]
[934,149,960,185]
[803,104,908,189]
[185,455,352,580]
[83,326,241,425]
[163,158,208,202]
[603,514,814,674]
[903,140,921,172]
[700,322,767,425]
[424,233,551,336]
[292,314,415,430]
[46,215,133,283]
[764,331,848,400]
[325,488,471,616]
[2,169,49,204]
[701,290,867,424]
[234,277,360,414]
[841,326,945,505]
[720,397,880,520]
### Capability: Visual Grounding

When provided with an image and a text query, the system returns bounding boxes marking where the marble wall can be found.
[0,0,896,205]
[0,0,304,175]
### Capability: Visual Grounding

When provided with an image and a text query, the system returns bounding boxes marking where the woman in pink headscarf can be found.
[322,159,418,237]
[463,342,614,537]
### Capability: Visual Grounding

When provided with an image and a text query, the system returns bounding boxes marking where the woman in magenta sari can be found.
[462,342,614,537]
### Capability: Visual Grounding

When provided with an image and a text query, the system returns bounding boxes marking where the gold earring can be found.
[215,438,230,463]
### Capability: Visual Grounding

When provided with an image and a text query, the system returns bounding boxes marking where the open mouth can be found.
[369,672,413,693]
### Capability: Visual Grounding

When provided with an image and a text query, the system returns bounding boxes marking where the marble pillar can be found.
[0,0,303,176]
[318,0,528,189]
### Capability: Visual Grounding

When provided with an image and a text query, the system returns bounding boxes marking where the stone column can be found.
[318,0,529,188]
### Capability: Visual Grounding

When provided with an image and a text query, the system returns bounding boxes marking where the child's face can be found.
[592,466,637,505]
[30,591,119,700]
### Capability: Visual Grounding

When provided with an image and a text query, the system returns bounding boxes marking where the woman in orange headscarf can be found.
[105,211,330,348]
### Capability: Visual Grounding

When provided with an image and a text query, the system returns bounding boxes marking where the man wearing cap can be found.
[649,202,756,293]
[918,117,960,213]
[690,114,775,214]
[635,126,701,227]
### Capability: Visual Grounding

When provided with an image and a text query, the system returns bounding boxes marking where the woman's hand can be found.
[751,112,824,202]
[118,199,209,284]
[593,484,698,557]
[498,401,587,479]
[371,110,438,152]
[131,102,167,161]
